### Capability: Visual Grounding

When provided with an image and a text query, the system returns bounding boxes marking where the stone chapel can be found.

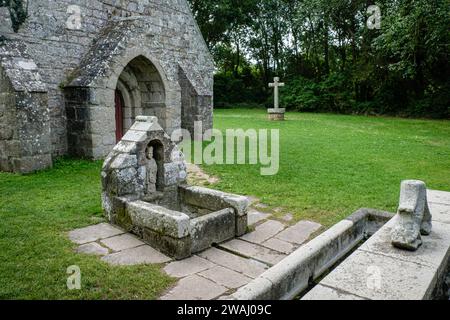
[0,0,214,173]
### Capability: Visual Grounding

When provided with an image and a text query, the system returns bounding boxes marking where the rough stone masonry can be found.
[0,0,214,173]
[101,116,250,259]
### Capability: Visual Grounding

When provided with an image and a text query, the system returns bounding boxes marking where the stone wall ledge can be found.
[231,208,393,300]
[303,190,450,300]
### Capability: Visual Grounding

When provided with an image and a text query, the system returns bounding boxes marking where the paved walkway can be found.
[69,204,321,300]
[69,189,450,300]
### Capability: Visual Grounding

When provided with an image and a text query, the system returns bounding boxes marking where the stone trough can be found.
[102,116,249,260]
[230,208,393,300]
[230,186,450,300]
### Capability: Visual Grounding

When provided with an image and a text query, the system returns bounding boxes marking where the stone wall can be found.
[0,40,52,173]
[179,67,213,137]
[0,65,17,171]
[1,0,214,159]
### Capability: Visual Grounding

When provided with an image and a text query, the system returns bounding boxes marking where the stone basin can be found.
[102,116,250,260]
[114,185,249,260]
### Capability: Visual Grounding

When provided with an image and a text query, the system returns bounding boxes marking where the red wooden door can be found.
[115,90,124,142]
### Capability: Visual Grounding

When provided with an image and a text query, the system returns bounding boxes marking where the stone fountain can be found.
[101,116,249,260]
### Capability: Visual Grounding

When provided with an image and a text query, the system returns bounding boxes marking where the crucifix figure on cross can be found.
[268,77,286,121]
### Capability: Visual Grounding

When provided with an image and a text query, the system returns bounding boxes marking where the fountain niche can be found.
[101,116,249,260]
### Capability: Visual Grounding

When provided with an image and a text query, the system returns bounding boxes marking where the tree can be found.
[188,0,450,117]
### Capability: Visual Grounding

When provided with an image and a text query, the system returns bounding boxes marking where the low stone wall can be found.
[119,194,247,260]
[303,194,450,300]
[231,208,393,300]
[180,185,250,237]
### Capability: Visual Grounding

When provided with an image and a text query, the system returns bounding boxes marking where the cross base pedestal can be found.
[268,108,286,121]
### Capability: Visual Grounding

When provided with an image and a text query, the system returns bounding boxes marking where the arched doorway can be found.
[115,56,166,138]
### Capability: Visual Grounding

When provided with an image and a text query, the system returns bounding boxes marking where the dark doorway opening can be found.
[115,90,124,142]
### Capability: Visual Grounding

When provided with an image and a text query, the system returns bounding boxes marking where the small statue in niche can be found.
[145,145,158,194]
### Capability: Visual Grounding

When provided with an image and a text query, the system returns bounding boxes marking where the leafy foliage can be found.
[188,0,450,118]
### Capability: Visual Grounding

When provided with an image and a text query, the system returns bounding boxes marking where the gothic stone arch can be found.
[65,41,182,159]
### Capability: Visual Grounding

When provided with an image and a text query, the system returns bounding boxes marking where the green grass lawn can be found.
[1,109,449,299]
[202,109,450,226]
[0,159,174,299]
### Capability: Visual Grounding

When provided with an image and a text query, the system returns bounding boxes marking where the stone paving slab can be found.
[76,242,109,256]
[320,250,436,300]
[247,209,271,226]
[198,247,269,278]
[199,265,252,289]
[429,202,450,225]
[164,255,216,278]
[101,245,171,266]
[360,216,450,269]
[160,275,227,300]
[275,220,321,245]
[428,189,450,205]
[302,284,366,300]
[100,234,145,252]
[262,238,296,254]
[219,239,286,266]
[69,223,125,245]
[240,220,285,244]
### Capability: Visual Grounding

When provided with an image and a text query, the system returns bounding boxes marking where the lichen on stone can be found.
[0,0,28,32]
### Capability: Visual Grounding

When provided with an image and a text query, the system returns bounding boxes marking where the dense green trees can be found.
[188,0,449,118]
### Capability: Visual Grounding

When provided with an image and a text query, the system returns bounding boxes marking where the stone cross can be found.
[269,77,285,110]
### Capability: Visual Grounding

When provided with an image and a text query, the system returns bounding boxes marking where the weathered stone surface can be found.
[231,219,365,300]
[262,238,295,254]
[275,220,322,245]
[247,209,270,226]
[241,220,285,244]
[231,277,274,300]
[320,250,437,300]
[302,284,366,300]
[0,43,52,173]
[429,202,450,225]
[69,223,125,245]
[127,200,191,238]
[76,242,109,256]
[281,213,294,223]
[101,245,171,266]
[391,180,432,251]
[164,256,215,278]
[102,117,250,259]
[180,185,250,217]
[267,109,286,121]
[360,217,450,269]
[0,0,215,166]
[160,275,227,300]
[142,228,192,261]
[198,248,269,278]
[190,208,236,253]
[303,201,450,301]
[199,266,252,289]
[428,190,450,205]
[100,234,145,252]
[219,239,286,266]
